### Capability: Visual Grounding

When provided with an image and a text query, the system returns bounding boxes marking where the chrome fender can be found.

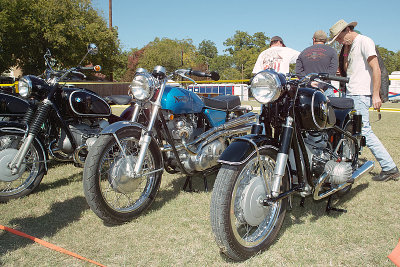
[94,121,163,168]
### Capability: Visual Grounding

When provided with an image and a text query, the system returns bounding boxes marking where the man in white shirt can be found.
[252,36,300,75]
[329,19,399,182]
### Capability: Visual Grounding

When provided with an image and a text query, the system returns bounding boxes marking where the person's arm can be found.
[368,55,382,110]
[328,52,339,76]
[295,56,305,76]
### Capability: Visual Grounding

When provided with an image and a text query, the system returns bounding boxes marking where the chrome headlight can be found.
[18,76,32,98]
[250,70,284,104]
[129,72,157,101]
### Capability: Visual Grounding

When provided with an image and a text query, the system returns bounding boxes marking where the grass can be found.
[1,103,400,266]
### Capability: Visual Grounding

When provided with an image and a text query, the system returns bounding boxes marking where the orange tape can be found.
[389,238,400,267]
[0,224,106,267]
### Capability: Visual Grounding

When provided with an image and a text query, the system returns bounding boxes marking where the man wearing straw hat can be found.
[328,19,399,181]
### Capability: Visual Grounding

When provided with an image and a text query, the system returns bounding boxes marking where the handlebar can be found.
[318,73,349,83]
[189,70,220,81]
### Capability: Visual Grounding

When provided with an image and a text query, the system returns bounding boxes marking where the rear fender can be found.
[218,134,279,165]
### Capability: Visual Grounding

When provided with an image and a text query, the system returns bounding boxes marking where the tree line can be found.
[1,0,400,82]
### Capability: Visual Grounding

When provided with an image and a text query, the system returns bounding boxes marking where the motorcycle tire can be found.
[210,147,288,261]
[0,131,46,202]
[83,127,162,224]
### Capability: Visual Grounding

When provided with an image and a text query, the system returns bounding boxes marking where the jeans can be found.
[346,95,396,171]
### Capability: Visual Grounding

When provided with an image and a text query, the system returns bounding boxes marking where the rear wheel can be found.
[83,128,162,224]
[210,147,288,261]
[0,131,46,202]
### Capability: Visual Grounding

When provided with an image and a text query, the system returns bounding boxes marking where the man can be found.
[329,19,399,181]
[252,36,299,74]
[296,30,338,96]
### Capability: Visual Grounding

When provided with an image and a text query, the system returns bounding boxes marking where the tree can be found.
[223,31,268,56]
[0,0,121,79]
[198,40,218,59]
[137,38,197,72]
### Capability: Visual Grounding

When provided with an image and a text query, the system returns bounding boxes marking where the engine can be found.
[57,119,109,153]
[304,131,353,185]
[164,114,227,172]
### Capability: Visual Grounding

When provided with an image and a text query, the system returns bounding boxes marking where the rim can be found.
[98,136,157,213]
[0,134,40,196]
[230,154,281,248]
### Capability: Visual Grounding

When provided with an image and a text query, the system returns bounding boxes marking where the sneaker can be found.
[373,167,400,182]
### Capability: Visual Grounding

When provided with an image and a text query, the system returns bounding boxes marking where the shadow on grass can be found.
[282,181,370,228]
[35,171,82,193]
[0,196,88,259]
[103,172,218,227]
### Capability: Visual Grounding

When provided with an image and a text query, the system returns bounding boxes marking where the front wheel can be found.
[210,147,288,261]
[0,131,46,202]
[83,128,162,224]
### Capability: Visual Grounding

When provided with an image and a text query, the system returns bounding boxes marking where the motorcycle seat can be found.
[103,95,133,105]
[328,97,354,109]
[203,95,241,111]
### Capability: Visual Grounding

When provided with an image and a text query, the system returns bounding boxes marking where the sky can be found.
[92,0,400,54]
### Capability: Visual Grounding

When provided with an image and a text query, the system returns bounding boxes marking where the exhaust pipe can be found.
[314,160,374,200]
[161,112,256,153]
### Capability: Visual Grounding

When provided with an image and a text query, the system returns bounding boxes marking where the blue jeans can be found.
[346,95,396,171]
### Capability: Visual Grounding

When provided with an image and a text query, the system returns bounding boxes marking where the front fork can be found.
[9,100,52,174]
[271,116,294,197]
[128,82,166,175]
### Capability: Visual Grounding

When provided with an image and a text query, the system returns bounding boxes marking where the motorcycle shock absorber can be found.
[271,116,294,197]
[28,100,52,136]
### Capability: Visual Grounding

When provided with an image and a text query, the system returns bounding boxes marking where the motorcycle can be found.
[82,66,256,224]
[0,44,133,202]
[209,70,374,261]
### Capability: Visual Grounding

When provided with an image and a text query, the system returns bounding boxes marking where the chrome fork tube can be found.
[271,116,294,197]
[130,103,140,122]
[133,80,166,174]
[9,134,35,175]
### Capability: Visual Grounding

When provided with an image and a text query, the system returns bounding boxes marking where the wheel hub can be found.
[240,175,268,226]
[109,155,141,194]
[0,148,26,182]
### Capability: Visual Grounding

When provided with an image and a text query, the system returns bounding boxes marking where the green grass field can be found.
[1,102,400,266]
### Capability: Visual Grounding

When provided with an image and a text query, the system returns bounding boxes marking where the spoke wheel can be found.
[0,132,45,202]
[83,128,162,224]
[210,147,288,261]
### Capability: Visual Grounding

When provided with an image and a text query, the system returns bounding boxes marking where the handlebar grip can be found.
[320,74,349,83]
[79,66,95,70]
[189,70,220,81]
[189,70,208,77]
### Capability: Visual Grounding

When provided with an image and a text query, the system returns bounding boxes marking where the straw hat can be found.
[328,19,357,44]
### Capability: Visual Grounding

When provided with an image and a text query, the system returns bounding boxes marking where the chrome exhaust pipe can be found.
[314,160,374,200]
[161,112,256,153]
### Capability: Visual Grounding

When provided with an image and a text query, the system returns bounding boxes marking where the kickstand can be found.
[300,197,305,207]
[183,176,194,192]
[182,175,208,192]
[326,196,347,214]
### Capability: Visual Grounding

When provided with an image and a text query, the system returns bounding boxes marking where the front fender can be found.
[100,120,147,135]
[98,121,163,168]
[218,134,279,165]
[0,122,48,172]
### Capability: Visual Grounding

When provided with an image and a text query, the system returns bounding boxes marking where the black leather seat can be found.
[203,95,240,111]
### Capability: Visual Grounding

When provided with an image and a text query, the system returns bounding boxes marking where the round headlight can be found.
[18,76,32,98]
[129,72,157,101]
[250,70,284,104]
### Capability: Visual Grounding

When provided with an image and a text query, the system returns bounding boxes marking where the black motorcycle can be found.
[0,44,132,202]
[210,70,374,260]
